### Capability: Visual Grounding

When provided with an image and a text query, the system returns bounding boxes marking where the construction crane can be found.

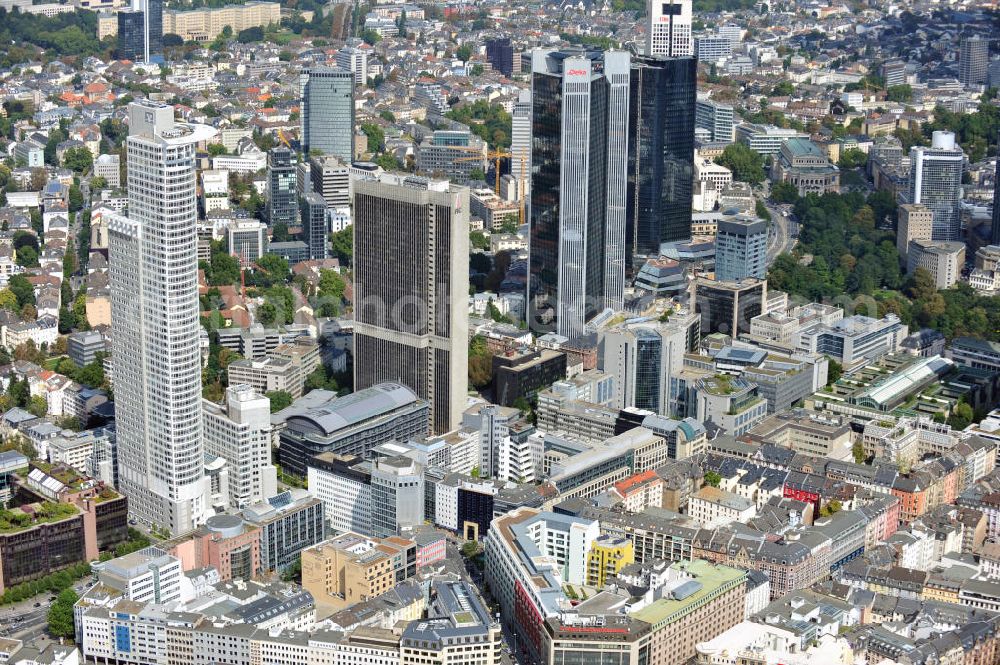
[456,148,529,225]
[277,128,292,149]
[455,148,512,196]
[232,251,270,301]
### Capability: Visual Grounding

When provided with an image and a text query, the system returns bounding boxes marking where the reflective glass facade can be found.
[266,147,298,227]
[528,51,629,337]
[627,57,696,262]
[634,329,663,412]
[300,67,355,162]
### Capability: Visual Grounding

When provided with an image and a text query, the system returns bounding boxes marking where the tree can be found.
[47,588,78,638]
[237,26,264,43]
[28,395,48,417]
[13,230,38,253]
[266,390,293,413]
[771,181,800,204]
[62,146,93,174]
[255,254,289,280]
[886,84,913,103]
[68,185,84,213]
[703,471,722,488]
[44,130,65,166]
[360,123,384,154]
[360,29,381,45]
[838,148,868,169]
[315,269,346,317]
[374,153,401,171]
[0,290,17,311]
[329,227,352,267]
[716,143,765,185]
[949,400,974,431]
[852,441,866,465]
[771,80,795,96]
[209,251,240,286]
[470,231,490,251]
[257,301,278,325]
[755,200,771,221]
[468,336,493,389]
[55,415,83,431]
[827,357,842,385]
[317,269,345,301]
[29,167,48,192]
[8,275,35,308]
[456,44,472,62]
[271,222,290,243]
[15,245,38,268]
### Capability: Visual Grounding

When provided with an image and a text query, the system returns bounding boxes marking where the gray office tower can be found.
[881,60,906,88]
[959,35,988,88]
[300,67,355,162]
[352,175,469,435]
[266,147,298,227]
[993,131,1000,243]
[908,131,964,241]
[628,56,697,263]
[695,98,734,143]
[301,193,327,260]
[528,49,631,338]
[714,214,769,281]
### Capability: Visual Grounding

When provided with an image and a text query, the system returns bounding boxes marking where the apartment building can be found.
[301,532,416,612]
[689,486,757,528]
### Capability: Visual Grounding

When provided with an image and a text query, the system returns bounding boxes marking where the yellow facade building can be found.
[586,535,634,588]
[163,1,280,42]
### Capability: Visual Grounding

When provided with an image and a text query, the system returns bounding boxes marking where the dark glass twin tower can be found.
[117,0,163,63]
[527,50,696,337]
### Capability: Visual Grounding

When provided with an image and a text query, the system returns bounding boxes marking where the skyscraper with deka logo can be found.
[527,49,631,338]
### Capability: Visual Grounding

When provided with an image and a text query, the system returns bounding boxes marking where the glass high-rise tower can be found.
[301,192,328,260]
[109,101,215,535]
[527,49,630,337]
[908,131,964,241]
[627,56,696,263]
[300,66,355,162]
[266,146,298,227]
[959,35,988,88]
[715,213,769,282]
[992,130,1000,243]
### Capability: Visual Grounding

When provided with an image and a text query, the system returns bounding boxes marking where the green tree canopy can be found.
[267,390,293,413]
[886,84,913,103]
[717,143,765,185]
[329,227,352,267]
[63,146,93,173]
[47,588,78,638]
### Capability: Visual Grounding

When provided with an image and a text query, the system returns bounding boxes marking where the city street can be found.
[763,200,798,263]
[0,579,92,640]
